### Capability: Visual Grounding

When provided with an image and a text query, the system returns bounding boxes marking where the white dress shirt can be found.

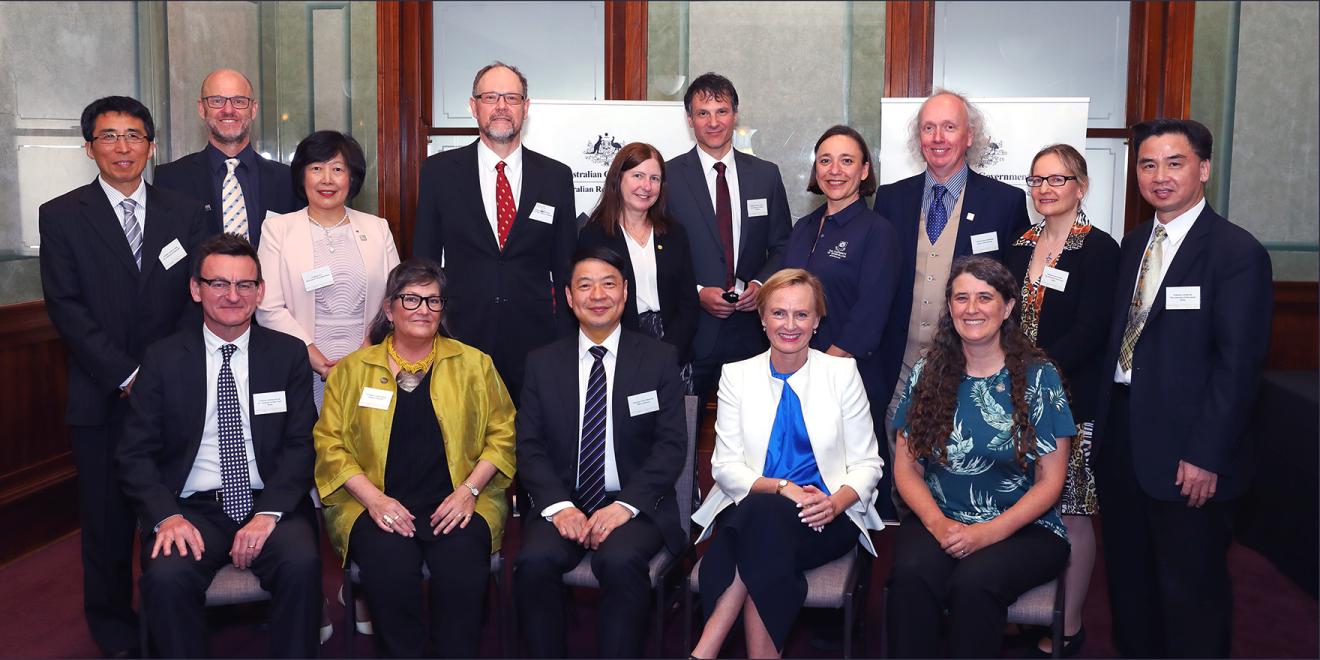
[540,325,640,519]
[623,226,661,313]
[476,139,524,241]
[182,325,267,497]
[99,176,147,389]
[695,147,746,292]
[1113,196,1206,384]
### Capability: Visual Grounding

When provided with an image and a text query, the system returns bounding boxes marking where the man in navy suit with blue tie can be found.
[871,90,1030,519]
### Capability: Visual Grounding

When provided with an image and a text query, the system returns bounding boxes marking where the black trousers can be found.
[139,496,321,658]
[699,493,859,652]
[71,409,139,656]
[514,512,664,658]
[692,312,765,399]
[886,517,1070,658]
[349,507,492,658]
[1096,385,1235,658]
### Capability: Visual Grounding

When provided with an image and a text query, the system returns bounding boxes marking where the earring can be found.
[813,329,817,335]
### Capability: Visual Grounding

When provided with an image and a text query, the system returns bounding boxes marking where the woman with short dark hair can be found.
[257,130,399,409]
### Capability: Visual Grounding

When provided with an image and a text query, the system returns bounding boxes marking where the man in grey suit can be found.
[663,72,792,397]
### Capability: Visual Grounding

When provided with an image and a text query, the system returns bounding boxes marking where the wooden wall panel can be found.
[0,301,77,566]
[376,1,427,259]
[605,1,648,101]
[884,1,935,98]
[1269,282,1319,370]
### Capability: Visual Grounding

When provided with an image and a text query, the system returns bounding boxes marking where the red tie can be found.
[713,162,734,288]
[495,160,516,250]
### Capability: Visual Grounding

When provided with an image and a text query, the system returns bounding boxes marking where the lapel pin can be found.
[360,234,367,241]
[966,212,976,221]
[379,376,388,384]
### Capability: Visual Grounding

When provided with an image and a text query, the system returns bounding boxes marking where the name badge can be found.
[1040,266,1069,292]
[746,198,769,217]
[358,387,394,410]
[301,266,334,292]
[252,391,287,415]
[970,232,999,254]
[529,203,555,224]
[158,239,186,270]
[1166,286,1201,310]
[627,390,660,417]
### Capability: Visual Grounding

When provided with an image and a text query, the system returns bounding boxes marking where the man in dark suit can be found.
[1093,118,1272,658]
[117,234,322,657]
[413,61,578,404]
[871,90,1030,519]
[514,247,687,658]
[154,68,297,246]
[663,72,792,397]
[39,95,208,657]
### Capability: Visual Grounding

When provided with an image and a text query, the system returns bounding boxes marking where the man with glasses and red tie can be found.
[413,61,578,406]
[39,95,208,658]
[117,233,322,657]
[155,68,297,247]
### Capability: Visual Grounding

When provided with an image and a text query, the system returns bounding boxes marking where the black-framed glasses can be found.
[202,95,254,109]
[472,92,526,106]
[91,132,148,146]
[196,277,260,294]
[396,293,444,312]
[1025,175,1079,188]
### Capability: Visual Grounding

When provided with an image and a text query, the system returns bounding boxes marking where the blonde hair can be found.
[757,268,828,319]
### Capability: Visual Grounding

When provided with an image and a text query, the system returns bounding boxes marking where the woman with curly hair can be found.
[886,255,1074,658]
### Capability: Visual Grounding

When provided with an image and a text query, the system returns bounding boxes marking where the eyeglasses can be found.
[196,277,261,294]
[472,92,526,106]
[396,294,445,312]
[201,95,254,109]
[91,132,148,146]
[1025,175,1079,188]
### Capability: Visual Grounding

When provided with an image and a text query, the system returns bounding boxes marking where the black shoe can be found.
[1030,627,1085,658]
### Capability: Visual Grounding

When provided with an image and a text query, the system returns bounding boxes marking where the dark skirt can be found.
[698,493,859,651]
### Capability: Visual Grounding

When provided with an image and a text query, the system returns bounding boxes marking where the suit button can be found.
[926,275,934,282]
[921,322,930,327]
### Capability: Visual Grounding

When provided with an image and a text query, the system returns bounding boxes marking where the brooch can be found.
[995,382,1006,393]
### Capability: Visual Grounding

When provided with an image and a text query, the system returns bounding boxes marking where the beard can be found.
[480,114,520,144]
[208,119,250,146]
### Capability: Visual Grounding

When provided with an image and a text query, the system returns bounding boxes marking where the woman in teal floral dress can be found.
[886,256,1074,658]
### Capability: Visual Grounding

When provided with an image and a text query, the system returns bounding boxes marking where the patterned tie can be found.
[217,344,253,522]
[926,184,948,244]
[576,345,609,513]
[120,199,142,270]
[713,162,735,288]
[222,158,249,240]
[1118,224,1168,371]
[495,160,516,250]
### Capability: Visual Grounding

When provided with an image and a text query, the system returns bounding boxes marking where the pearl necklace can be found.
[309,212,350,252]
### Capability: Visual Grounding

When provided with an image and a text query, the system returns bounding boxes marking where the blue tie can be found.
[577,345,609,513]
[217,344,252,522]
[926,184,948,244]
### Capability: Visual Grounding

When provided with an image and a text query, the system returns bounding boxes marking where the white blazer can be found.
[256,207,401,345]
[691,349,885,555]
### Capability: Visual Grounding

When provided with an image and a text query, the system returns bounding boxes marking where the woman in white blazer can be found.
[689,268,883,659]
[256,130,400,410]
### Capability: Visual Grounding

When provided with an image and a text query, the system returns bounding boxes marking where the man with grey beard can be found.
[413,61,577,405]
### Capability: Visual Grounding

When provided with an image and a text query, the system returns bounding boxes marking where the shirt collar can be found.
[476,138,523,174]
[206,142,258,173]
[923,162,969,200]
[696,145,736,174]
[1153,196,1205,245]
[97,176,146,210]
[823,198,868,226]
[577,324,622,360]
[203,323,252,355]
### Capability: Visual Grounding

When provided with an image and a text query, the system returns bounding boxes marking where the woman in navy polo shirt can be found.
[783,124,901,519]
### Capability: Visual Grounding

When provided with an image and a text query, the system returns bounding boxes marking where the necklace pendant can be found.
[328,246,336,253]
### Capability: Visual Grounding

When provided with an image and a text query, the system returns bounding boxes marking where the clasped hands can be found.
[151,513,278,569]
[780,483,841,532]
[929,518,1001,560]
[552,503,632,550]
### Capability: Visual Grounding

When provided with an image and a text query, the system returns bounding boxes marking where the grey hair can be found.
[906,88,991,170]
[471,61,528,98]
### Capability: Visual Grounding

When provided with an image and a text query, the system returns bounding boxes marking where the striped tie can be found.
[222,158,249,240]
[576,345,609,513]
[120,199,142,269]
[1118,224,1167,371]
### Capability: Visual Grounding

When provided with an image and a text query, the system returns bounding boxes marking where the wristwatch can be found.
[462,481,480,497]
[775,479,789,495]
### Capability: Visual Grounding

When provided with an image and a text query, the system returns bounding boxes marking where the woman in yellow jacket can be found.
[314,259,515,658]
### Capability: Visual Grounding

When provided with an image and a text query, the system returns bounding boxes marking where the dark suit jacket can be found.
[39,179,209,426]
[871,169,1031,402]
[412,141,578,394]
[515,330,688,554]
[1005,225,1121,422]
[1093,205,1272,502]
[116,324,317,531]
[153,148,297,247]
[664,147,792,360]
[576,220,700,364]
